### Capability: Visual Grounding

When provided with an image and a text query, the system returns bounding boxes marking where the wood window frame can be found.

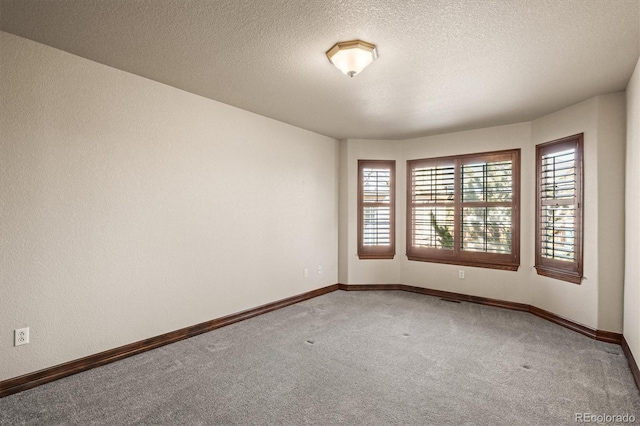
[406,149,520,271]
[358,160,396,260]
[535,134,584,284]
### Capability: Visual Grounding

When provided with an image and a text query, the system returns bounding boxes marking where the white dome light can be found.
[326,40,378,78]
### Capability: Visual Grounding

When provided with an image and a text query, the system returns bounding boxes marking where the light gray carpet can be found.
[1,290,639,425]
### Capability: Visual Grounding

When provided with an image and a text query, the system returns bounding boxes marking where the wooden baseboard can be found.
[528,306,598,341]
[1,282,629,398]
[338,283,622,344]
[338,284,530,312]
[0,284,339,398]
[622,337,640,393]
[595,330,625,345]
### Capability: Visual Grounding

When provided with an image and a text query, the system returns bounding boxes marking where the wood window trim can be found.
[358,160,396,260]
[535,134,584,284]
[406,149,520,271]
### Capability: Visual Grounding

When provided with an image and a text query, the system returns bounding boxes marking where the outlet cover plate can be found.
[15,327,29,346]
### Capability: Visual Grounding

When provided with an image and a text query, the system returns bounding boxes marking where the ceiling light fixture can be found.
[326,40,378,77]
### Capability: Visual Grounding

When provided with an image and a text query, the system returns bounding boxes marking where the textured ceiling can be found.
[1,0,639,140]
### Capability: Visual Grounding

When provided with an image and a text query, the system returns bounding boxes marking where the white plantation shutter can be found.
[535,134,583,284]
[540,149,577,260]
[362,169,391,246]
[460,159,513,254]
[358,160,395,259]
[407,149,520,271]
[411,163,455,250]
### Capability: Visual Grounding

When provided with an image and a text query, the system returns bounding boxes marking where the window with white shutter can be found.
[407,149,520,270]
[358,160,395,259]
[535,134,584,284]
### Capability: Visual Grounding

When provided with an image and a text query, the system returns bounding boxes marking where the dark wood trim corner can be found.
[595,329,623,345]
[0,284,340,398]
[529,306,595,341]
[622,337,640,393]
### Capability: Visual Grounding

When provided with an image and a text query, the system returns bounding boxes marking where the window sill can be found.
[358,253,395,260]
[535,266,582,284]
[407,255,519,271]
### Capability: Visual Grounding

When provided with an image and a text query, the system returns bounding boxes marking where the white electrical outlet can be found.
[318,266,323,275]
[303,268,309,278]
[458,270,465,279]
[14,327,29,346]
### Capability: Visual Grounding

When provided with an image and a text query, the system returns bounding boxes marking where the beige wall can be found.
[342,96,627,332]
[625,55,640,362]
[596,93,626,332]
[0,32,339,381]
[338,140,349,284]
